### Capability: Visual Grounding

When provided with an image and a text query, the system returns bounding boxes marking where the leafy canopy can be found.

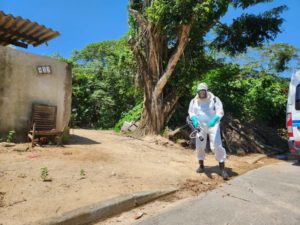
[70,38,142,128]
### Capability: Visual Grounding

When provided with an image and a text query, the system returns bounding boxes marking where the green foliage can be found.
[201,64,242,114]
[62,134,70,144]
[169,60,289,129]
[212,5,287,55]
[70,38,142,129]
[6,130,16,143]
[51,53,74,65]
[143,0,230,34]
[201,64,288,127]
[129,0,238,96]
[113,102,143,131]
[130,0,285,57]
[80,169,86,178]
[261,43,300,73]
[231,0,274,9]
[242,75,287,126]
[55,0,289,133]
[128,0,286,133]
[229,43,300,74]
[40,167,49,181]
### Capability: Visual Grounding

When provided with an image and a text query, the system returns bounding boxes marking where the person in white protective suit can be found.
[188,82,229,180]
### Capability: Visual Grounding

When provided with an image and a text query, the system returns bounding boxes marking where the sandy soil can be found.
[0,129,279,225]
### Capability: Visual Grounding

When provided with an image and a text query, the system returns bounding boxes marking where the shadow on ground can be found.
[272,153,300,167]
[203,166,238,179]
[292,160,300,166]
[68,134,101,145]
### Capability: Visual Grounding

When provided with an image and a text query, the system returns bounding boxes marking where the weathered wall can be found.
[0,46,72,141]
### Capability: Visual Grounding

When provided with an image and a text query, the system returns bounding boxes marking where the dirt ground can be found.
[0,129,280,225]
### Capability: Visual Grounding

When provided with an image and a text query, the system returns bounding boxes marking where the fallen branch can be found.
[167,125,188,138]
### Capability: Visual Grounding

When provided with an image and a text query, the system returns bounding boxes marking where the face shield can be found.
[197,90,207,99]
[196,83,208,99]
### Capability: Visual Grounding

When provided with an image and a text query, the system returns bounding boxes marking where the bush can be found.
[202,65,288,127]
[113,102,143,131]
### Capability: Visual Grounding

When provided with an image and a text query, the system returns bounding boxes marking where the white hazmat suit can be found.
[188,90,226,163]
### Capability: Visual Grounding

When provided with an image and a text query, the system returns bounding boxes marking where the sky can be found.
[1,0,299,58]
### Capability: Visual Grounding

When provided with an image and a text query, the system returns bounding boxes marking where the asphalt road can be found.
[136,161,300,225]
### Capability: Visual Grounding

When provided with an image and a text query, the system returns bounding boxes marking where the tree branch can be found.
[128,35,153,101]
[135,49,152,99]
[226,121,285,153]
[153,24,192,98]
[129,8,148,30]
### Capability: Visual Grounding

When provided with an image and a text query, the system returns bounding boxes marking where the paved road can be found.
[136,162,300,225]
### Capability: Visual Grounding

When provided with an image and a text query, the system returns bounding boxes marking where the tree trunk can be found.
[136,89,180,136]
[137,96,163,135]
[129,8,192,135]
[136,27,165,135]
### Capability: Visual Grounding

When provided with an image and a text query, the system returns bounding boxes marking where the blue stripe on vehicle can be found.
[292,122,300,127]
[293,120,300,123]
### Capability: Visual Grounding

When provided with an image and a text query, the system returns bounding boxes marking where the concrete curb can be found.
[31,188,177,225]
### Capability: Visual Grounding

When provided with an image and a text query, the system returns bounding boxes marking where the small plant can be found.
[40,167,49,181]
[6,130,16,143]
[62,134,70,144]
[80,169,86,179]
[161,126,171,137]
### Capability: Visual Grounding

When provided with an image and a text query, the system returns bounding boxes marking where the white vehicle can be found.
[287,70,300,155]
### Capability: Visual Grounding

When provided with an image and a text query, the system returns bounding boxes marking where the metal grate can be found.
[32,104,57,131]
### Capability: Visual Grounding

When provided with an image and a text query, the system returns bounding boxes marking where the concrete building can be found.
[0,46,72,141]
[0,11,71,141]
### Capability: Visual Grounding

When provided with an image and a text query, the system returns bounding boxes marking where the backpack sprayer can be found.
[189,125,206,142]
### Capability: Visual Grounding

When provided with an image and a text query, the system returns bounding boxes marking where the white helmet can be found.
[197,83,208,92]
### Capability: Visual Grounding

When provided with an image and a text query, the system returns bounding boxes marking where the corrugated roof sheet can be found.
[0,10,60,48]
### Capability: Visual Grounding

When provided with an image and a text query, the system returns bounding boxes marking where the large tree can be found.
[128,0,286,135]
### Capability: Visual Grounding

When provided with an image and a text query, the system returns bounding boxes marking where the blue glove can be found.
[208,115,220,128]
[191,116,199,128]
